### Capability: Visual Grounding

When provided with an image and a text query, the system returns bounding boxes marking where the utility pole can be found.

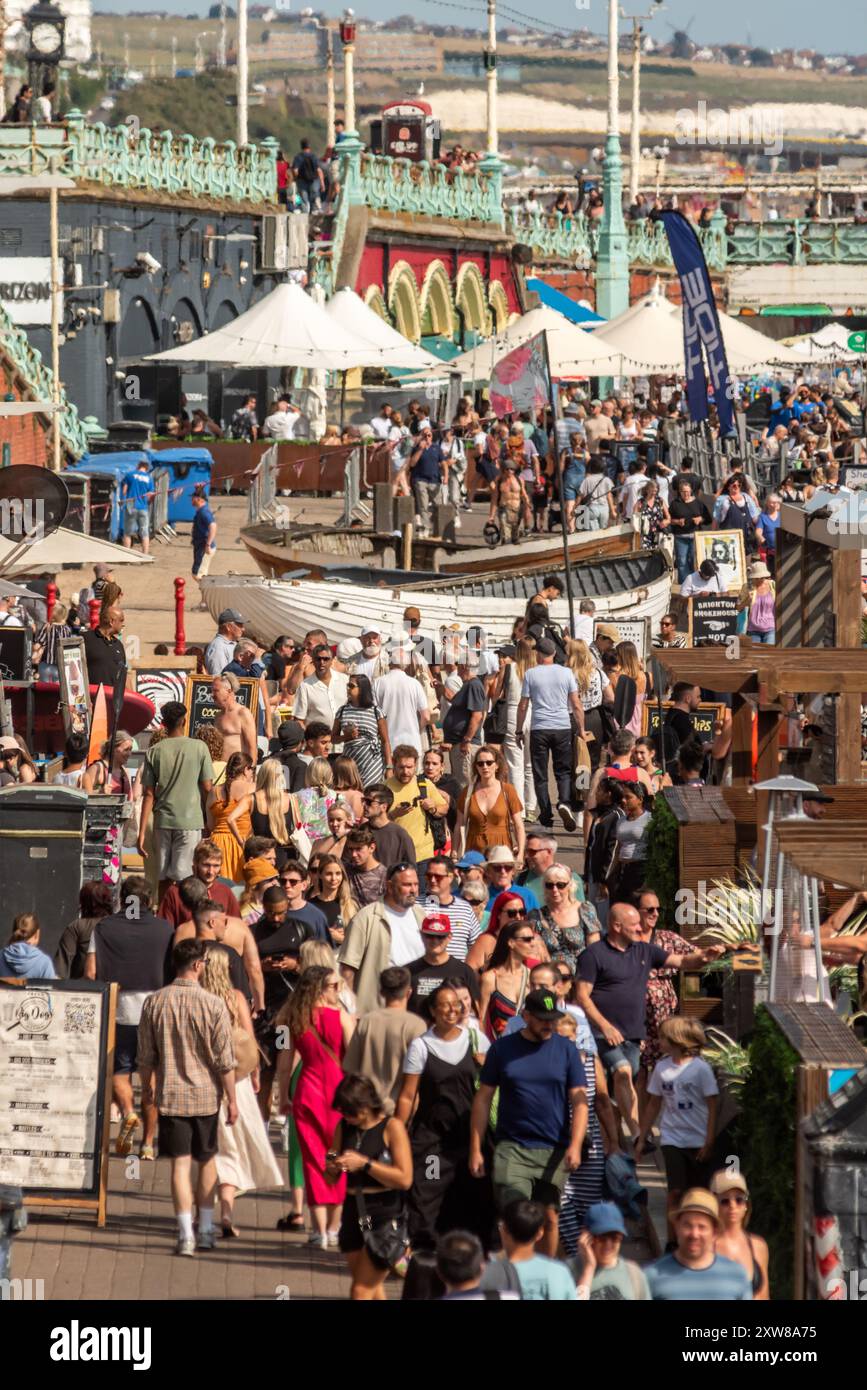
[325,24,335,150]
[171,36,177,79]
[237,0,248,144]
[595,0,629,321]
[339,10,356,135]
[484,0,498,156]
[629,18,641,206]
[49,180,61,472]
[218,1,227,68]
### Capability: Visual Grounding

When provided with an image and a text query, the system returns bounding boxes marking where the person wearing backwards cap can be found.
[710,1169,769,1299]
[205,609,246,677]
[645,1189,752,1300]
[398,975,489,1251]
[470,986,588,1257]
[406,911,480,1017]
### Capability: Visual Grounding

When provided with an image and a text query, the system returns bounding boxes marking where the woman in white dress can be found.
[202,948,284,1237]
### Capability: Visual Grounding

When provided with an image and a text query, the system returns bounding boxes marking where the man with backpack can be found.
[230,394,259,442]
[292,140,324,212]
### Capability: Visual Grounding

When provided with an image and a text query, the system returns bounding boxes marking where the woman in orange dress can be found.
[454,744,525,862]
[207,752,255,885]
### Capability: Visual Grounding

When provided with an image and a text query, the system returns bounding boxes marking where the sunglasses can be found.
[490,864,513,872]
[514,934,535,943]
[387,862,416,877]
[281,876,303,887]
[475,759,496,768]
[719,1193,747,1206]
[502,907,524,918]
[558,972,572,983]
[546,881,570,889]
[643,906,660,915]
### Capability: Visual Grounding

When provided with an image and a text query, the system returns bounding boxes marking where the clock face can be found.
[31,22,61,54]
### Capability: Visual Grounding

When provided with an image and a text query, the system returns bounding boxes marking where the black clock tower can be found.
[24,1,66,98]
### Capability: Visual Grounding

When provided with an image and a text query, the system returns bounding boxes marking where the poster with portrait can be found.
[135,669,188,731]
[594,616,649,661]
[57,636,92,742]
[693,529,747,591]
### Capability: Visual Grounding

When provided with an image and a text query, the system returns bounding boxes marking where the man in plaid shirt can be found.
[138,938,238,1257]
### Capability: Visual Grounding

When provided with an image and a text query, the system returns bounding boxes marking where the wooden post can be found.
[45,581,57,624]
[401,523,413,572]
[88,598,101,629]
[174,577,186,656]
[730,690,755,785]
[833,548,862,783]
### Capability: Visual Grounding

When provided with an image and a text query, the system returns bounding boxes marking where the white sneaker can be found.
[558,803,577,833]
[176,1236,195,1257]
[326,1231,340,1248]
[307,1232,328,1250]
[196,1228,217,1251]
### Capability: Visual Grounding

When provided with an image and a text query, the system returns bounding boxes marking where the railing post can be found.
[63,108,86,178]
[792,219,804,265]
[339,130,365,208]
[174,577,186,656]
[477,150,504,227]
[259,135,279,203]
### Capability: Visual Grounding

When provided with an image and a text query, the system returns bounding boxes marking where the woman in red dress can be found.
[277,965,355,1248]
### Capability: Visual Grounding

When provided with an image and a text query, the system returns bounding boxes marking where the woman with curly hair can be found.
[194,723,226,786]
[275,964,354,1248]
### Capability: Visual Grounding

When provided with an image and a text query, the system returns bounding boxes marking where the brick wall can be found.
[0,362,49,468]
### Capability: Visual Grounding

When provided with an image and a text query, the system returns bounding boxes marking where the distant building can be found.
[4,0,92,63]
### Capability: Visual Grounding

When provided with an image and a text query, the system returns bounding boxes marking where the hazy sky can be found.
[97,1,866,55]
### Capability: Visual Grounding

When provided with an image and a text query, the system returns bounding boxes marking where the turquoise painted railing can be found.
[0,113,278,204]
[0,302,88,460]
[506,206,867,269]
[354,151,503,224]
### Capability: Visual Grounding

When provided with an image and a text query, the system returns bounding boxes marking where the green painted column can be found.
[596,140,629,321]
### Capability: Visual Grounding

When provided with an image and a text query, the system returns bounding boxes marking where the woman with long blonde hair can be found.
[300,938,357,1014]
[614,639,647,737]
[502,638,538,821]
[567,638,614,774]
[201,946,283,1238]
[308,853,358,950]
[294,756,337,843]
[332,756,365,820]
[252,758,293,846]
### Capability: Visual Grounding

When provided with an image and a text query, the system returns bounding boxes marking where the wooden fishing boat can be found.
[201,549,673,650]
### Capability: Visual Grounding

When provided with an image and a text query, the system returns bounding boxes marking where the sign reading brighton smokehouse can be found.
[0,258,53,325]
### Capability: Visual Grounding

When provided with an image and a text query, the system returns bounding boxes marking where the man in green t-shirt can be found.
[138,701,214,899]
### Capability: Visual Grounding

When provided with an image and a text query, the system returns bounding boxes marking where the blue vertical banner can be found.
[659,211,735,435]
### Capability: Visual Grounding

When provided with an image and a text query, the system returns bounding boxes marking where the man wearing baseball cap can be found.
[471,986,588,1256]
[645,1188,752,1300]
[204,609,245,677]
[407,912,480,1018]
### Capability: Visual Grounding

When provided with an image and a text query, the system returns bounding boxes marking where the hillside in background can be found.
[107,74,325,151]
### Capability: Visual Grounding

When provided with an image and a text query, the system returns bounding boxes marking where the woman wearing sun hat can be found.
[710,1170,769,1299]
[744,561,776,645]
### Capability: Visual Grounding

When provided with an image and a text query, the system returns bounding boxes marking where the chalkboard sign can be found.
[0,625,30,681]
[843,467,867,491]
[594,616,649,660]
[689,594,740,647]
[642,701,726,743]
[0,978,116,1227]
[184,675,259,735]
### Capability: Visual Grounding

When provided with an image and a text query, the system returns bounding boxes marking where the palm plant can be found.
[703,1026,751,1098]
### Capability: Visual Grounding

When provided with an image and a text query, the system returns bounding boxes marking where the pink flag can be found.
[489,332,550,418]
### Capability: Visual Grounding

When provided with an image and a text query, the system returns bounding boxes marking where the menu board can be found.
[689,593,740,647]
[0,980,112,1202]
[184,675,259,735]
[642,701,726,743]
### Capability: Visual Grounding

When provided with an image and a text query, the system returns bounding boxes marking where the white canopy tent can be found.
[785,323,862,364]
[323,289,443,371]
[0,528,153,578]
[410,304,623,382]
[146,281,440,372]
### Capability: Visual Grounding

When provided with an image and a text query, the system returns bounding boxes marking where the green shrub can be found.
[644,794,678,930]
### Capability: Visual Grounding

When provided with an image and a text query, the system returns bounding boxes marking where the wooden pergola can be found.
[774,822,867,893]
[657,643,867,785]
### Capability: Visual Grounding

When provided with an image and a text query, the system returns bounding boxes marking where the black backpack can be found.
[296,152,318,183]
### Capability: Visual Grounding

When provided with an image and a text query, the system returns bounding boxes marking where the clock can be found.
[31,22,62,53]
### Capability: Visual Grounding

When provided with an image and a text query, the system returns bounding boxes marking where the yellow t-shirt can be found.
[386,774,447,862]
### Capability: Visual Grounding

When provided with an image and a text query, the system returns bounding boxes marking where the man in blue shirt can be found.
[483,846,540,913]
[471,987,587,1256]
[516,638,584,832]
[191,487,216,604]
[408,426,446,538]
[121,458,154,555]
[646,1189,752,1300]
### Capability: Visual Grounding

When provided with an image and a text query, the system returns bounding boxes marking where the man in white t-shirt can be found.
[262,399,300,441]
[516,638,583,832]
[618,461,649,520]
[293,643,350,732]
[375,646,430,756]
[339,865,426,1013]
[369,404,394,440]
[680,559,736,596]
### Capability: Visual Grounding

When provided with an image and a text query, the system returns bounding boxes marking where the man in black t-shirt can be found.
[407,914,480,1019]
[668,478,710,582]
[363,784,417,866]
[662,683,701,777]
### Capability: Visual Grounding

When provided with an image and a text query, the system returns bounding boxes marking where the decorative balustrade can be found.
[727,219,867,266]
[0,113,278,205]
[0,301,88,459]
[354,151,503,224]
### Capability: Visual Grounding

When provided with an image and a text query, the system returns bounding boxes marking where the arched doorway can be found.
[117,295,160,424]
[387,261,422,343]
[419,260,456,340]
[455,262,491,339]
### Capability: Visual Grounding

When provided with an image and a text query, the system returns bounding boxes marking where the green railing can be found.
[505,206,867,270]
[0,113,278,205]
[0,302,88,459]
[354,150,503,224]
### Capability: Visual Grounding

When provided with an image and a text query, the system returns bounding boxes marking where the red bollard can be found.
[45,581,57,624]
[88,597,101,629]
[174,577,186,656]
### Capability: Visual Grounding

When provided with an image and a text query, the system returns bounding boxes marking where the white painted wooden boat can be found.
[201,550,673,650]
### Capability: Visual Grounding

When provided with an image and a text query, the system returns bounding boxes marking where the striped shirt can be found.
[137,977,235,1116]
[417,894,482,962]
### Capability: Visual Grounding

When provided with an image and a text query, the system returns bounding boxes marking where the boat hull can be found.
[201,551,673,651]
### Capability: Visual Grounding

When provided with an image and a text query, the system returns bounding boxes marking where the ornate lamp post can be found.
[595,0,629,321]
[339,9,357,136]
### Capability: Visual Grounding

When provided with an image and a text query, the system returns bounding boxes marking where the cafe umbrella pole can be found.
[542,331,576,637]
